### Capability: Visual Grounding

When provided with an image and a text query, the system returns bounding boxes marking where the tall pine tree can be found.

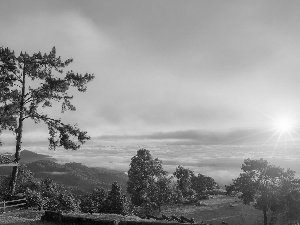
[0,46,94,194]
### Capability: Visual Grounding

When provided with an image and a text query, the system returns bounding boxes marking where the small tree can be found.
[127,149,168,213]
[103,182,129,215]
[191,173,218,196]
[0,46,94,194]
[150,176,173,212]
[173,165,195,200]
[231,158,300,225]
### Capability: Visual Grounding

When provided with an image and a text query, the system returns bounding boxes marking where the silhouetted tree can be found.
[0,46,94,194]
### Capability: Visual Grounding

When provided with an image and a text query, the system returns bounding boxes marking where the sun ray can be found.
[225,111,300,157]
[223,128,277,145]
[271,131,284,158]
[261,130,280,146]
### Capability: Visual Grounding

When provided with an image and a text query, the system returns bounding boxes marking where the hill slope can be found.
[1,149,56,164]
[1,150,128,192]
[26,160,128,192]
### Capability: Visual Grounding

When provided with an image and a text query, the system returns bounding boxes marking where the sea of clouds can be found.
[1,144,300,187]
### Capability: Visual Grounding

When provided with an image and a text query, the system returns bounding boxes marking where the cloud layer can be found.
[1,1,300,155]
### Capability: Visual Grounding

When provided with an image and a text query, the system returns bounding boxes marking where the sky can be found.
[2,1,300,185]
[2,0,300,146]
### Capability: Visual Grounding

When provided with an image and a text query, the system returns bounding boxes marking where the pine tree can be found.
[0,46,94,194]
[104,182,128,215]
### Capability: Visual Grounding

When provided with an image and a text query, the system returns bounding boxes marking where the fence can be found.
[0,198,26,213]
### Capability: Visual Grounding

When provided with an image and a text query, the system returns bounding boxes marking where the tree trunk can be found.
[9,120,23,194]
[10,70,25,195]
[263,207,268,225]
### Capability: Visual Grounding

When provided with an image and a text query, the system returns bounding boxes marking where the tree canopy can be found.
[127,149,170,213]
[173,165,195,199]
[0,46,94,194]
[0,46,94,150]
[229,158,300,225]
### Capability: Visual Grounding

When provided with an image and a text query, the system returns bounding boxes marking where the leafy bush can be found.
[80,182,130,215]
[25,188,47,209]
[103,182,130,215]
[23,178,80,212]
[79,187,107,213]
[39,178,80,212]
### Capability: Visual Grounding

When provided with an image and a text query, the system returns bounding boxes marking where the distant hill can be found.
[0,150,128,193]
[25,160,128,192]
[1,149,56,163]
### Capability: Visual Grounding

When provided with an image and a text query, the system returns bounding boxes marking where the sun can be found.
[274,117,295,133]
[224,111,300,153]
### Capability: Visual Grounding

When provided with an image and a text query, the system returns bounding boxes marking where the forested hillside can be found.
[0,150,128,192]
[1,150,56,163]
[26,160,128,192]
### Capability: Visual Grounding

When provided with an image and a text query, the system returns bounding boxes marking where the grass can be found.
[161,195,264,225]
[0,209,148,225]
[0,209,55,225]
[0,196,265,225]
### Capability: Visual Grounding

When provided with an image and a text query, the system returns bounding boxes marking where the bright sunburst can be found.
[226,112,300,155]
[274,117,295,133]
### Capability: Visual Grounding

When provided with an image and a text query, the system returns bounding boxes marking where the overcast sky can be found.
[1,0,300,146]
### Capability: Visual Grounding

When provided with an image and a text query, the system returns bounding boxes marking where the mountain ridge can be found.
[0,150,128,193]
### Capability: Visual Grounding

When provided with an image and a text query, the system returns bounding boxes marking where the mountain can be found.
[1,149,56,163]
[26,160,128,192]
[0,150,128,193]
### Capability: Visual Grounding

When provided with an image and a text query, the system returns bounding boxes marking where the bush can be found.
[25,188,47,209]
[103,182,129,215]
[24,178,79,212]
[79,187,107,213]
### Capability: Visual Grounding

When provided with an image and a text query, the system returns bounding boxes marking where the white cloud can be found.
[2,1,300,148]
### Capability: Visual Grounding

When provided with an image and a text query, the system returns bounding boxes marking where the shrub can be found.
[25,188,47,209]
[79,187,107,213]
[103,182,130,215]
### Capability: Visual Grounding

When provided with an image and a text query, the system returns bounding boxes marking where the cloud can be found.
[2,143,299,187]
[0,10,110,59]
[94,127,292,145]
[2,1,300,148]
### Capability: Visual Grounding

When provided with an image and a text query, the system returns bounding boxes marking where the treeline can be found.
[0,148,219,216]
[1,149,300,225]
[127,149,219,215]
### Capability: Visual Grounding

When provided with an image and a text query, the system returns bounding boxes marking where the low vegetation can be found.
[1,149,300,224]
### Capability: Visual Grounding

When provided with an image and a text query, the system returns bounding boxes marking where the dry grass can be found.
[63,212,149,222]
[0,196,265,225]
[0,209,148,225]
[0,209,55,225]
[162,195,264,225]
